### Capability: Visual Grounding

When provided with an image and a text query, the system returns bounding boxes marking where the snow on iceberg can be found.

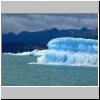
[36,37,98,66]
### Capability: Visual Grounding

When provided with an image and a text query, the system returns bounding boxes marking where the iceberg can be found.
[36,37,98,66]
[3,49,47,56]
[4,37,98,66]
[4,51,35,56]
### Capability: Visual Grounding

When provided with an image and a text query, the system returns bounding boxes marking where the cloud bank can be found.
[2,14,98,34]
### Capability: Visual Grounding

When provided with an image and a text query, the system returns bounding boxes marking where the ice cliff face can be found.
[37,37,98,66]
[47,37,98,53]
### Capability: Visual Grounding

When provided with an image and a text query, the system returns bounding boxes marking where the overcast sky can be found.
[2,14,98,34]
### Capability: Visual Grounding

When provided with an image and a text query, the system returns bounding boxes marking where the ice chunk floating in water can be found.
[4,51,35,56]
[36,37,98,66]
[3,49,46,56]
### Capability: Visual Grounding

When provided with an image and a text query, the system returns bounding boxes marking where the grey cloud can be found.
[2,14,98,34]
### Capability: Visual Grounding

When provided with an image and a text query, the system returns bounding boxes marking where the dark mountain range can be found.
[2,27,98,53]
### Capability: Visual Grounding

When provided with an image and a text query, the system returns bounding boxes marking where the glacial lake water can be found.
[2,54,98,86]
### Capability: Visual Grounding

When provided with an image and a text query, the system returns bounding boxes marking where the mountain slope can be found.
[2,27,98,53]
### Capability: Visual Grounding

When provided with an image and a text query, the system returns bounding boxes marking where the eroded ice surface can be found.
[36,37,98,66]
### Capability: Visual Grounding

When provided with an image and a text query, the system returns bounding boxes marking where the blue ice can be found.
[37,37,98,66]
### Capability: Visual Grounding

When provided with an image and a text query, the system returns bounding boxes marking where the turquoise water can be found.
[2,54,98,86]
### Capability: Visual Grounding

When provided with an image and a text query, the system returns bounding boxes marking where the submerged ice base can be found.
[36,37,98,66]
